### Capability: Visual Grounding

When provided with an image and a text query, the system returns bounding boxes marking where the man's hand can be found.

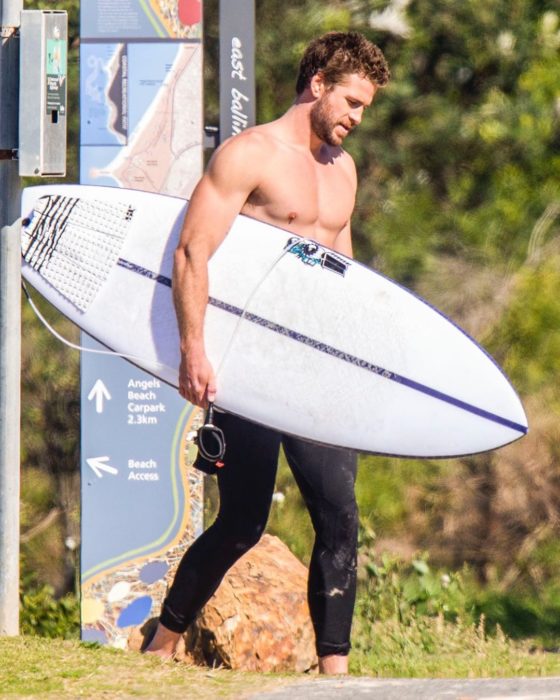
[179,347,216,408]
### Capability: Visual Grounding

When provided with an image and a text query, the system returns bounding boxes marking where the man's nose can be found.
[349,107,363,125]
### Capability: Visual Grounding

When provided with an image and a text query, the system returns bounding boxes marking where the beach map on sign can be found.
[81,42,203,197]
[81,0,202,39]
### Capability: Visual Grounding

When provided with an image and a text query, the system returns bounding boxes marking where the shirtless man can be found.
[146,31,389,674]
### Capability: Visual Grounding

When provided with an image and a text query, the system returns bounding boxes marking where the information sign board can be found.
[79,0,203,647]
[80,337,203,645]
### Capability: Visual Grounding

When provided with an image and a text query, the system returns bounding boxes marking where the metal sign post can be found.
[2,2,70,636]
[0,0,22,637]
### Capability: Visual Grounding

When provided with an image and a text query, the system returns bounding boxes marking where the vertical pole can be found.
[0,0,22,636]
[219,0,256,142]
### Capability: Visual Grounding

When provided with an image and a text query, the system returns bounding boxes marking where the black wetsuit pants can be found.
[160,412,358,657]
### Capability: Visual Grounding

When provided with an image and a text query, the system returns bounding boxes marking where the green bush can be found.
[20,585,80,640]
[474,586,560,646]
[357,524,474,626]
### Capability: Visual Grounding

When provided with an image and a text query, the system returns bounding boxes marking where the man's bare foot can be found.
[143,622,181,660]
[318,654,348,675]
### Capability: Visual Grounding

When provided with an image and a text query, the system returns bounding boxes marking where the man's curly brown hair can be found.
[296,31,390,95]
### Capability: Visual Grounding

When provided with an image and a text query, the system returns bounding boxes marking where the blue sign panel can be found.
[80,336,204,646]
[80,336,200,581]
[80,0,204,648]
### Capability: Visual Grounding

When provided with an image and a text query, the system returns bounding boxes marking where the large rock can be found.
[185,534,317,672]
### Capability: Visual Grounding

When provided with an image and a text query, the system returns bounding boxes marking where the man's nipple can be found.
[288,211,297,224]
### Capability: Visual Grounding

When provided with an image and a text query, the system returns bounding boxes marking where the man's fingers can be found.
[206,375,217,404]
[186,384,202,407]
[178,355,216,408]
[182,378,209,408]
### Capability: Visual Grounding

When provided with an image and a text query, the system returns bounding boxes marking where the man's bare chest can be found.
[242,154,355,243]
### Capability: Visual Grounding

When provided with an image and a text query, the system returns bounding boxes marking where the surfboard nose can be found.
[513,394,529,436]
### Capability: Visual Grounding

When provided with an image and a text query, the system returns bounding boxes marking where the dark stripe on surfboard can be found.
[116,257,527,436]
[117,258,173,288]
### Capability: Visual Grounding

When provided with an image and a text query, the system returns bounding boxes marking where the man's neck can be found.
[279,101,325,157]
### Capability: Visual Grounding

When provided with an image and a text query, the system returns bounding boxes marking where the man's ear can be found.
[309,72,326,98]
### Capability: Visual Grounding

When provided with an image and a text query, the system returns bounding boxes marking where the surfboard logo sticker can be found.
[285,237,348,277]
[22,195,134,312]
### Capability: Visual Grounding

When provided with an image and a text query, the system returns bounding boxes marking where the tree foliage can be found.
[19,0,560,639]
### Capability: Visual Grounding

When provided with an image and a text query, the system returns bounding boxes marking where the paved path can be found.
[252,676,560,700]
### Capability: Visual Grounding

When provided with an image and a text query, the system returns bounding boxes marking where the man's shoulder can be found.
[207,127,280,179]
[343,148,358,175]
[221,124,283,155]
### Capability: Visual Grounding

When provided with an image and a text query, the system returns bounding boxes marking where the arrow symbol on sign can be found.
[86,456,118,479]
[88,379,111,414]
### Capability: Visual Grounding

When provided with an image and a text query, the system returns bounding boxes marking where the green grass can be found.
[3,623,560,700]
[0,637,296,698]
[350,615,560,678]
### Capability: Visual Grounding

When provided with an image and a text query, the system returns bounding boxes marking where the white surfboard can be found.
[21,184,527,457]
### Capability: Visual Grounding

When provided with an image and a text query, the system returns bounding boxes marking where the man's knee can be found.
[214,518,266,555]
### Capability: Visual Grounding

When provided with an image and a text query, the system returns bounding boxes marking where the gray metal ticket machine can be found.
[19,10,68,177]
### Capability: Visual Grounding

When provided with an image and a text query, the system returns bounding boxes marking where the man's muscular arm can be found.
[172,133,264,407]
[332,154,357,259]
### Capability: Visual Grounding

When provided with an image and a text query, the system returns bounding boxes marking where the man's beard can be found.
[310,96,347,147]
